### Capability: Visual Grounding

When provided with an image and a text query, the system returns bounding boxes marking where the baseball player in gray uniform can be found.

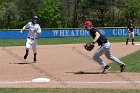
[20,16,42,63]
[126,20,135,45]
[84,21,126,73]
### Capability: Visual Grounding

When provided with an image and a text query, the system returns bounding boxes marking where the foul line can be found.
[0,81,140,84]
[51,81,140,84]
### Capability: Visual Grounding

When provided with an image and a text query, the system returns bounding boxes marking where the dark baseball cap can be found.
[33,16,39,19]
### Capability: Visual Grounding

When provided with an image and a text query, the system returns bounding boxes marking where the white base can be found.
[134,44,140,46]
[32,78,50,82]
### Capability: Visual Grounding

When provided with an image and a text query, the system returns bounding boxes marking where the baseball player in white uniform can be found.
[20,16,42,63]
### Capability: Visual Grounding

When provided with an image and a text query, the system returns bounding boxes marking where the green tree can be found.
[38,0,62,28]
[79,0,128,27]
[60,0,84,28]
[1,0,140,28]
[0,0,44,28]
[0,0,10,4]
[123,0,140,25]
[104,0,126,27]
[81,0,116,26]
[0,1,19,28]
[15,0,44,28]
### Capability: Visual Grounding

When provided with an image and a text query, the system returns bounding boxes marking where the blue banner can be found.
[43,29,90,38]
[0,28,140,38]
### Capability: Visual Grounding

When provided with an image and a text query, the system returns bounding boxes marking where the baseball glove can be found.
[84,42,94,51]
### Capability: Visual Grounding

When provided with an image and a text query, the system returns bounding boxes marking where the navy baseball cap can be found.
[33,16,39,19]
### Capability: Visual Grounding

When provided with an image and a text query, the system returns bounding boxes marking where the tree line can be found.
[0,0,140,29]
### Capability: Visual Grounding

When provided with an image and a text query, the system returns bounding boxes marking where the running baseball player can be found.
[126,20,135,45]
[84,21,126,73]
[20,16,42,63]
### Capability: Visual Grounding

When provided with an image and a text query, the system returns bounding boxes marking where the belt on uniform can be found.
[100,40,108,46]
[28,37,37,40]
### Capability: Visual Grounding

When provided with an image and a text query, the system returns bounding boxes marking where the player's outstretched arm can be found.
[20,26,26,34]
[36,27,42,35]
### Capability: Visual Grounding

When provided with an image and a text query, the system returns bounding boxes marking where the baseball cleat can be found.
[24,54,28,59]
[102,65,111,74]
[126,42,128,45]
[34,58,37,63]
[120,64,126,72]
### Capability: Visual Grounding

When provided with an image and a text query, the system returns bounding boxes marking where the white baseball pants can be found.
[25,38,37,54]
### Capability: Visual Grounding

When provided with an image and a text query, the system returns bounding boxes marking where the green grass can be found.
[108,36,140,42]
[110,50,140,72]
[0,88,139,93]
[1,36,140,46]
[0,37,92,46]
[0,39,26,46]
[38,37,93,45]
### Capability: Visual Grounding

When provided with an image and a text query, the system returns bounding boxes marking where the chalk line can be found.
[0,81,140,84]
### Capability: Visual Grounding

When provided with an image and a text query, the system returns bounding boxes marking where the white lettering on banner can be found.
[65,30,69,36]
[75,30,79,36]
[84,30,90,36]
[79,30,85,36]
[136,29,140,35]
[79,29,89,36]
[80,30,86,36]
[71,30,75,36]
[60,30,65,36]
[113,29,127,36]
[52,29,89,37]
[53,30,59,37]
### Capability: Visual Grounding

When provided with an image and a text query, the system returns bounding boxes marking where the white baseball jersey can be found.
[25,22,41,38]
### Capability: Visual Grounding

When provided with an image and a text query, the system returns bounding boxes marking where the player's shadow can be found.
[66,71,103,74]
[66,71,118,74]
[9,62,35,64]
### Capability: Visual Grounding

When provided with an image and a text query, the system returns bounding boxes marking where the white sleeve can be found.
[24,22,31,29]
[37,25,41,33]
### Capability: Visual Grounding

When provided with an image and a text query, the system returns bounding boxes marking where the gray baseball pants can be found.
[93,41,125,68]
[128,31,135,39]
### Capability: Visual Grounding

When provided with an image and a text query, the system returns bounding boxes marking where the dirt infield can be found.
[0,42,140,89]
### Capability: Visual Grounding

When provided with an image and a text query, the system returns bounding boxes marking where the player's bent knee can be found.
[92,55,99,60]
